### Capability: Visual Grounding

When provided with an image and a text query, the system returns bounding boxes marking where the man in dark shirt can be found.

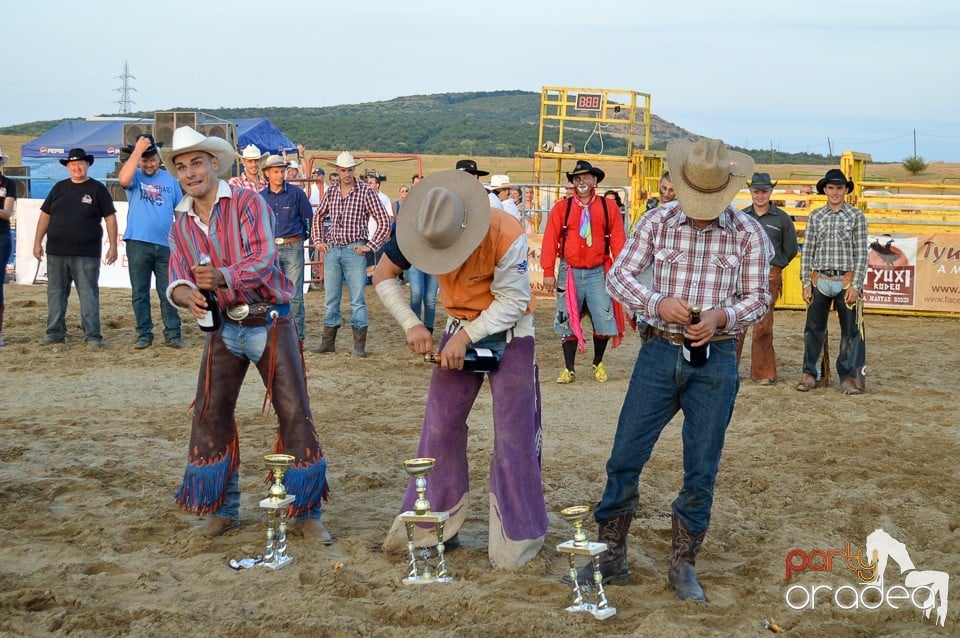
[33,148,117,347]
[261,154,313,340]
[737,172,798,384]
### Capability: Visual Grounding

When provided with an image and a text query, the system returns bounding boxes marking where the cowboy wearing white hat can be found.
[164,126,332,542]
[229,143,266,191]
[310,150,391,357]
[580,137,772,603]
[0,146,16,346]
[488,174,522,221]
[373,169,547,569]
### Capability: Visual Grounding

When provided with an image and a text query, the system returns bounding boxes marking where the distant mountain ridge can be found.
[0,90,832,164]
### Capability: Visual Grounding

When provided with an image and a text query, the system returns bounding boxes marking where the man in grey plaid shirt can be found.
[797,168,868,395]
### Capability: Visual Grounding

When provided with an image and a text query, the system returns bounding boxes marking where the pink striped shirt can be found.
[607,201,772,335]
[168,180,293,307]
[310,178,391,250]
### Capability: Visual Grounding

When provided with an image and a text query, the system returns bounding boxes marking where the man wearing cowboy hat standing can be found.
[797,168,867,395]
[229,144,267,192]
[488,175,522,221]
[119,134,185,350]
[737,172,798,384]
[33,148,118,347]
[260,154,313,341]
[578,138,771,602]
[540,160,626,384]
[162,126,330,541]
[0,146,16,346]
[310,151,391,357]
[373,169,547,569]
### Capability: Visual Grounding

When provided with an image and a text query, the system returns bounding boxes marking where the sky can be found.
[7,0,960,163]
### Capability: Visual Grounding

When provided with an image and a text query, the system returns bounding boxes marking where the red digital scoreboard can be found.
[575,93,602,112]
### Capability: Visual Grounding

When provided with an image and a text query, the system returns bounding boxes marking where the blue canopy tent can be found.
[21,116,296,199]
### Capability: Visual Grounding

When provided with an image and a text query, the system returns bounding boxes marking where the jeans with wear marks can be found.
[45,254,103,343]
[408,265,439,331]
[322,242,368,329]
[125,239,181,343]
[276,240,306,340]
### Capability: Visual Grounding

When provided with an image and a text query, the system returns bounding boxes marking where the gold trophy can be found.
[556,505,616,620]
[259,453,296,570]
[398,458,453,584]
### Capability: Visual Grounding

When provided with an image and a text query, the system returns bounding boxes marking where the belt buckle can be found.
[226,303,250,321]
[274,237,284,245]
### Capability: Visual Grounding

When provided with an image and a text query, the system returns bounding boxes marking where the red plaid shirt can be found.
[310,178,391,250]
[228,172,266,192]
[607,201,772,335]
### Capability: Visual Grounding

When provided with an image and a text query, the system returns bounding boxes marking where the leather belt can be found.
[817,269,845,277]
[275,236,303,245]
[648,326,737,346]
[222,303,282,327]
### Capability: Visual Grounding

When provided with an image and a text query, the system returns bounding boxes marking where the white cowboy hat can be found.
[396,169,492,275]
[0,146,9,165]
[237,144,267,161]
[328,151,364,169]
[261,154,288,170]
[667,137,754,220]
[160,126,236,176]
[286,160,300,170]
[488,175,512,191]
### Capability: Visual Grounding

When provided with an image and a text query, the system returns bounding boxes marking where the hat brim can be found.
[59,155,94,166]
[161,137,236,177]
[747,182,776,191]
[566,167,605,183]
[816,177,855,194]
[328,158,364,169]
[667,139,754,220]
[397,169,492,275]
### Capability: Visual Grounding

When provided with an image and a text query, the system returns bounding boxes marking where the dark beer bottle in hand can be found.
[423,347,501,373]
[682,305,710,367]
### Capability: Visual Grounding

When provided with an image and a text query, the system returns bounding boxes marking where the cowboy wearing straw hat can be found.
[579,137,773,602]
[162,126,331,542]
[229,144,267,191]
[309,151,391,357]
[373,169,547,569]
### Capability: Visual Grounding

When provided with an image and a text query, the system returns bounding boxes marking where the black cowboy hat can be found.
[566,160,605,183]
[59,148,95,166]
[455,159,489,177]
[122,134,162,158]
[816,168,854,194]
[747,172,778,191]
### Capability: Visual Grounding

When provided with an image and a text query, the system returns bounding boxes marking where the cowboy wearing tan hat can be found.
[540,160,627,385]
[373,169,547,569]
[229,143,266,191]
[577,138,772,603]
[309,150,391,356]
[163,126,331,542]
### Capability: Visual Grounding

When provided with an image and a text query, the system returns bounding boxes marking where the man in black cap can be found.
[119,134,185,349]
[797,168,867,395]
[738,172,797,384]
[33,148,118,347]
[539,160,626,384]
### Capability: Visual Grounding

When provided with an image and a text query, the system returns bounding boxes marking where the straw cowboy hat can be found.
[667,137,754,220]
[59,148,95,166]
[566,160,605,183]
[261,154,288,170]
[328,151,364,169]
[488,175,512,192]
[747,172,777,191]
[237,144,267,161]
[816,168,854,194]
[396,169,491,275]
[160,126,236,176]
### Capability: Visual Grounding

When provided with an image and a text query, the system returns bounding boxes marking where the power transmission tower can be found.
[114,61,137,114]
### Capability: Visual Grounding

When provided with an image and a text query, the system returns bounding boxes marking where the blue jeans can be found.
[408,266,438,331]
[125,239,181,343]
[276,241,306,340]
[553,262,619,337]
[322,243,368,329]
[595,336,740,536]
[45,254,102,343]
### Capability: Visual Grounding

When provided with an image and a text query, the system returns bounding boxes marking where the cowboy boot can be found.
[565,510,633,587]
[316,325,338,353]
[352,326,367,358]
[668,513,707,602]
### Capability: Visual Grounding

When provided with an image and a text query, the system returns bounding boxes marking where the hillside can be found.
[0,90,834,164]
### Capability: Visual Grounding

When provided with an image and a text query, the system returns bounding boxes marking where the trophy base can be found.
[556,540,608,557]
[402,574,454,585]
[259,495,296,509]
[260,555,293,570]
[398,511,449,524]
[565,603,616,620]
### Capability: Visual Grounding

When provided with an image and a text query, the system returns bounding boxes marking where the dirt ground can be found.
[0,283,957,637]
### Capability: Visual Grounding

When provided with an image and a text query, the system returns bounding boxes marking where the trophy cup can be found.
[556,505,616,620]
[259,453,296,570]
[397,458,453,584]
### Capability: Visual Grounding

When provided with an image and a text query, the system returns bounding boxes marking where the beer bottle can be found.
[682,305,710,367]
[196,256,221,332]
[423,347,501,373]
